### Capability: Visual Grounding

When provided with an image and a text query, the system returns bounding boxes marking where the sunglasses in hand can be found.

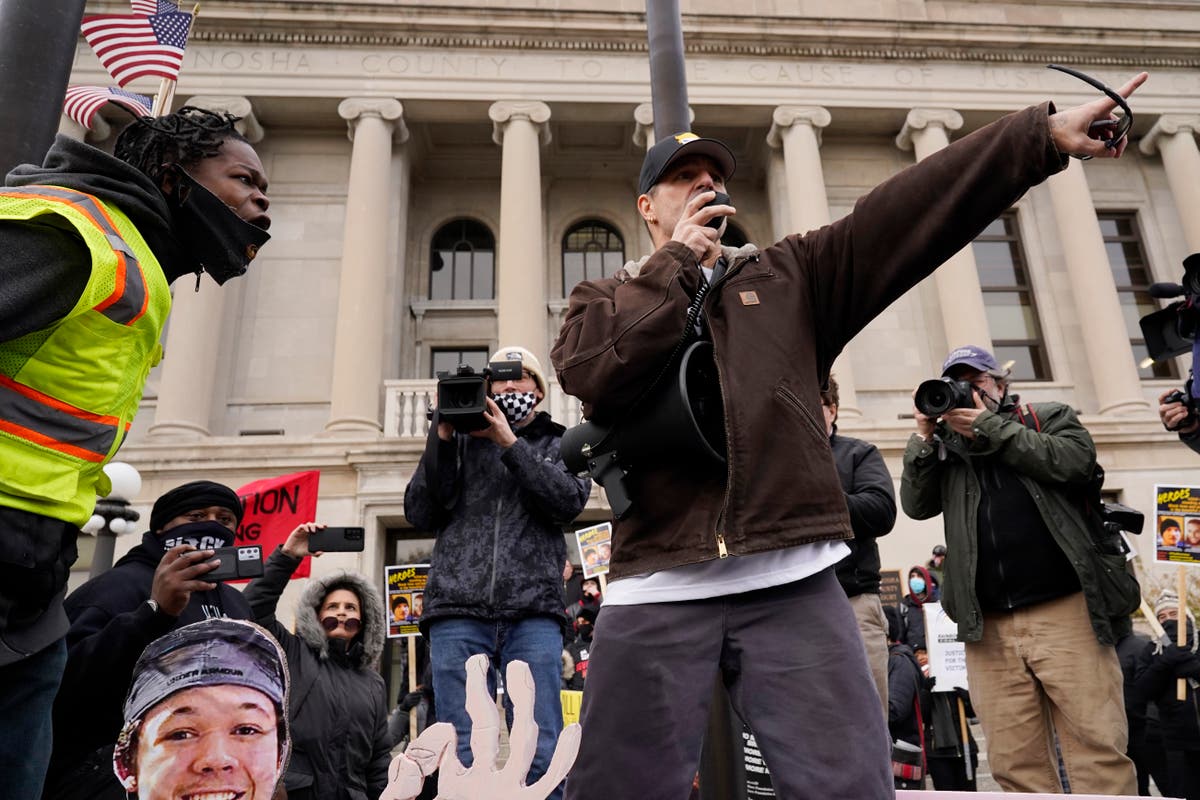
[1047,64,1134,159]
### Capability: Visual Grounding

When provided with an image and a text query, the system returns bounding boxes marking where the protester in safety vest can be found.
[0,106,271,798]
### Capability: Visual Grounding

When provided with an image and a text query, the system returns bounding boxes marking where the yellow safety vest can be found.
[0,186,171,525]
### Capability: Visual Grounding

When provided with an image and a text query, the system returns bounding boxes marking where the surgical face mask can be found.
[168,167,271,286]
[493,391,538,426]
[909,576,926,595]
[160,520,236,551]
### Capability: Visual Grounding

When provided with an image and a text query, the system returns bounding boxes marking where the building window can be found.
[430,348,488,378]
[1099,212,1177,379]
[972,212,1051,381]
[562,220,624,295]
[722,222,749,249]
[430,219,495,300]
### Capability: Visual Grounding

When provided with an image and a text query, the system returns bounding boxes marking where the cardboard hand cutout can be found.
[382,654,582,800]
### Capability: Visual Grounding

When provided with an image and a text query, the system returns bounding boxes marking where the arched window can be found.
[722,221,749,249]
[429,218,495,300]
[562,220,625,295]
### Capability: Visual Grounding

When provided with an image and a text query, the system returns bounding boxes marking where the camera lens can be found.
[915,379,954,417]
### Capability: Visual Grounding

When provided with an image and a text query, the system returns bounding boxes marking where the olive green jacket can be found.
[900,402,1139,645]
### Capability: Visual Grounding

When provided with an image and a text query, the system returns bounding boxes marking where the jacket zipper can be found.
[488,496,503,607]
[705,253,758,559]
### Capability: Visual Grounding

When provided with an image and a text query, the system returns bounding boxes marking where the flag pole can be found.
[151,3,198,118]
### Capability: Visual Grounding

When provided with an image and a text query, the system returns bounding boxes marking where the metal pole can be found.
[90,525,117,579]
[645,0,690,142]
[0,0,89,175]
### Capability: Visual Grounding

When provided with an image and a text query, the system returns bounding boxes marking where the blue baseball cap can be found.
[941,345,1000,377]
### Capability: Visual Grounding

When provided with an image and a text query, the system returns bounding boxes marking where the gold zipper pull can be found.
[716,532,729,558]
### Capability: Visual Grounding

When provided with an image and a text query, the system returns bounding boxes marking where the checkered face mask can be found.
[493,391,538,426]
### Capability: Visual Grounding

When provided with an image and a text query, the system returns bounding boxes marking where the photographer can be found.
[1159,388,1200,454]
[45,481,255,800]
[404,345,590,800]
[551,72,1146,800]
[900,344,1138,794]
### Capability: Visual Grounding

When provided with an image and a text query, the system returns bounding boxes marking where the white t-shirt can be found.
[602,541,849,606]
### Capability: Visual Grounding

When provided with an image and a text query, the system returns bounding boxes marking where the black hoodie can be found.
[2,134,191,343]
[44,532,253,797]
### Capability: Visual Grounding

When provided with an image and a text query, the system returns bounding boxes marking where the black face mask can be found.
[576,622,593,640]
[168,167,271,286]
[159,520,236,551]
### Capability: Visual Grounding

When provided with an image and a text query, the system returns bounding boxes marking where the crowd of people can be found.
[6,63,1200,800]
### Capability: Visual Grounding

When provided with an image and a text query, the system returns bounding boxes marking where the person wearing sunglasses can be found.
[244,522,393,799]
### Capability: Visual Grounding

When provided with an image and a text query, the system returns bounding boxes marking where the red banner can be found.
[236,470,320,579]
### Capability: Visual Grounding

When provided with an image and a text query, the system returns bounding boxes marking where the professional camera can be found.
[913,378,976,417]
[1139,252,1200,430]
[432,359,524,432]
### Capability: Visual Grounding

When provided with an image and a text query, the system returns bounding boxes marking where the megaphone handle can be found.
[588,453,634,520]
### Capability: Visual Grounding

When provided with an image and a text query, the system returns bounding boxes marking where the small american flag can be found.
[81,12,193,88]
[129,0,178,14]
[63,86,153,129]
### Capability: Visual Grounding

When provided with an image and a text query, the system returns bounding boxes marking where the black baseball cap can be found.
[638,132,736,196]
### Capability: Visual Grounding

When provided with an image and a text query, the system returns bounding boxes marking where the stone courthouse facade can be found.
[62,0,1200,677]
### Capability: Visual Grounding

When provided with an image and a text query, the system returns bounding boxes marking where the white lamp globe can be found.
[82,514,106,535]
[102,462,141,503]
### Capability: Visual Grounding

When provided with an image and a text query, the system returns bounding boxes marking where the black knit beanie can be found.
[149,480,244,533]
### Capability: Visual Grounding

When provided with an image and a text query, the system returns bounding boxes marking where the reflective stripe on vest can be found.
[0,187,148,326]
[0,374,121,462]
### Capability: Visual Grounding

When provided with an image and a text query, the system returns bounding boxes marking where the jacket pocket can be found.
[774,383,830,449]
[1092,550,1141,619]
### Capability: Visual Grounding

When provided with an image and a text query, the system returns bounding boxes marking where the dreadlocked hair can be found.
[114,106,247,185]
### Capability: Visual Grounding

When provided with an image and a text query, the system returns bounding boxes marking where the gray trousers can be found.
[564,567,893,800]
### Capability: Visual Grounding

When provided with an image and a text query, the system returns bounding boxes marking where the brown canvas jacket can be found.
[551,103,1066,580]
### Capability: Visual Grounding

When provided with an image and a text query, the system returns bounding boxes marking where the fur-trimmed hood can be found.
[294,570,386,669]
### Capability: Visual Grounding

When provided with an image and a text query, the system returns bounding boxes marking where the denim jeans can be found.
[0,638,67,800]
[429,616,564,800]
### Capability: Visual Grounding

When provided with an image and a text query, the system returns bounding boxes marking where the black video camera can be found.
[431,360,524,432]
[914,378,976,417]
[1139,252,1200,429]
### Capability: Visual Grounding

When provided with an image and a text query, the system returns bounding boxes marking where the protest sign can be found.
[386,564,430,638]
[1154,484,1200,566]
[561,689,583,726]
[236,470,320,579]
[574,522,612,579]
[923,601,968,691]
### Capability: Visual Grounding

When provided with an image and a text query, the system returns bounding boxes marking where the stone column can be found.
[766,106,860,416]
[896,109,993,353]
[1046,164,1148,414]
[1140,115,1200,253]
[148,96,264,439]
[324,98,408,435]
[490,101,551,365]
[632,102,694,152]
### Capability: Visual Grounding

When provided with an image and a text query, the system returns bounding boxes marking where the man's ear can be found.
[636,193,654,224]
[157,164,180,197]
